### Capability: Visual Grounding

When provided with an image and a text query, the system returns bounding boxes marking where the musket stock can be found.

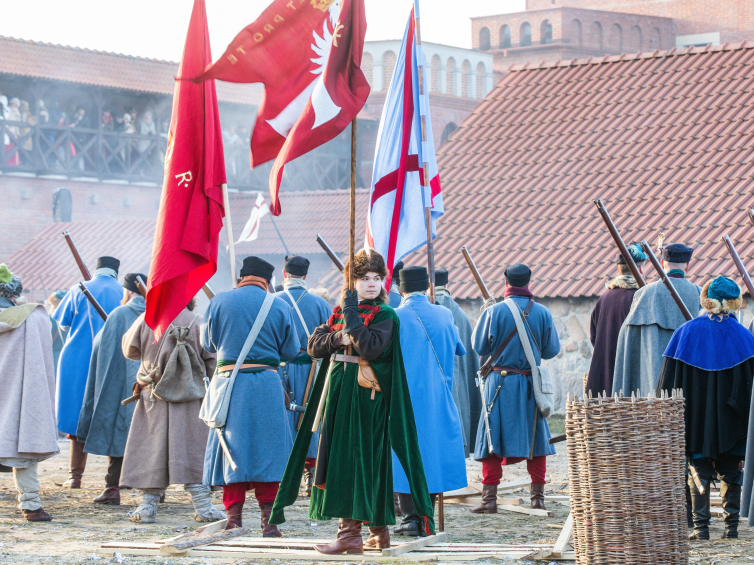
[460,246,491,300]
[722,235,754,299]
[63,231,91,281]
[135,276,148,299]
[78,282,108,322]
[639,241,693,321]
[316,234,345,272]
[202,284,215,300]
[593,199,646,287]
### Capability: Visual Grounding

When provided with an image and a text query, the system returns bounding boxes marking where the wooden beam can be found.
[552,513,573,557]
[381,532,449,557]
[159,522,248,555]
[498,504,553,517]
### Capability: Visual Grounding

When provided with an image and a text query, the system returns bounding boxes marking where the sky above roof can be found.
[0,0,523,63]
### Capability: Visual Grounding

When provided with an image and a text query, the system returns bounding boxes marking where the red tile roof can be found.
[418,42,754,300]
[0,36,263,106]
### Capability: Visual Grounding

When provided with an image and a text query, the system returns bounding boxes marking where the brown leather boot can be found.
[225,503,243,530]
[470,484,498,514]
[23,507,53,522]
[315,518,364,555]
[394,492,402,516]
[63,439,87,489]
[93,485,120,505]
[364,526,390,550]
[260,503,282,537]
[530,484,546,510]
[303,468,314,497]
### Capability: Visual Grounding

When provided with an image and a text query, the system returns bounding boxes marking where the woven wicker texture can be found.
[566,392,688,565]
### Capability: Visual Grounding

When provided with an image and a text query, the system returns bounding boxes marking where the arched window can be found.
[650,27,661,48]
[441,122,457,145]
[479,27,490,51]
[611,23,623,52]
[462,60,471,98]
[446,57,456,95]
[382,51,396,90]
[571,19,582,47]
[476,62,486,99]
[540,20,553,45]
[362,52,373,89]
[590,21,603,51]
[500,25,511,48]
[431,55,441,92]
[631,25,642,51]
[520,22,532,47]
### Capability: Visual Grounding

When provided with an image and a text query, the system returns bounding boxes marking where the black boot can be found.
[394,493,426,537]
[721,481,741,539]
[685,479,693,528]
[688,475,710,540]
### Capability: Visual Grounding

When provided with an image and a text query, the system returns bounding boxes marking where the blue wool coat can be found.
[52,275,123,436]
[77,296,145,457]
[472,296,560,460]
[276,286,331,458]
[393,295,468,494]
[201,285,300,485]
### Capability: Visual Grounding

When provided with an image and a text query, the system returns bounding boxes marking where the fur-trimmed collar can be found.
[605,275,639,290]
[700,279,743,318]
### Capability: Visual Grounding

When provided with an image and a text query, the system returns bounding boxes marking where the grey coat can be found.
[612,278,701,397]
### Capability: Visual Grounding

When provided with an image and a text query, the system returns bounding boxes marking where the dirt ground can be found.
[1,418,752,564]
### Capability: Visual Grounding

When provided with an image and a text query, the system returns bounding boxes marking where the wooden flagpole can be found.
[350,118,356,292]
[222,183,237,289]
[413,1,436,304]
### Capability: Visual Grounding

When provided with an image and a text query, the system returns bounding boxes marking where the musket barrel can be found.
[202,284,215,300]
[63,231,92,281]
[722,235,754,299]
[78,282,108,321]
[593,199,646,288]
[316,234,345,272]
[460,246,491,300]
[639,241,693,321]
[135,276,148,299]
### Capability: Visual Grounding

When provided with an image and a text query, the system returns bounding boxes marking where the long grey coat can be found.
[119,309,215,489]
[612,278,701,397]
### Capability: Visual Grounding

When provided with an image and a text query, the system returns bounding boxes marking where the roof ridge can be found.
[0,35,177,66]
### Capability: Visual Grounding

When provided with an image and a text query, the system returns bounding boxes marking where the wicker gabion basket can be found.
[566,391,688,565]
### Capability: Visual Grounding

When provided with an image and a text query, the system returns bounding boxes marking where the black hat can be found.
[240,256,275,281]
[662,243,693,263]
[505,263,531,287]
[122,273,147,294]
[284,255,310,277]
[400,266,429,293]
[96,256,120,273]
[435,269,449,287]
[392,260,405,284]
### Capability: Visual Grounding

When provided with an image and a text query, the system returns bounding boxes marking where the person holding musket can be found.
[613,243,701,396]
[275,255,330,496]
[53,256,123,488]
[270,249,435,555]
[76,273,147,506]
[202,256,300,536]
[393,266,467,536]
[658,276,754,540]
[470,264,560,513]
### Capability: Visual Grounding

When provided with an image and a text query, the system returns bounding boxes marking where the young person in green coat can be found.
[270,249,435,554]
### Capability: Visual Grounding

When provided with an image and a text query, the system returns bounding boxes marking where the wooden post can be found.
[413,0,436,303]
[222,183,237,289]
[349,118,356,292]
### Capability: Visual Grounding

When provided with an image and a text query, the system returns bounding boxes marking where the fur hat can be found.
[342,249,388,302]
[0,264,23,299]
[700,277,742,317]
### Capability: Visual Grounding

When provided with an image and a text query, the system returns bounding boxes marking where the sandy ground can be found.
[1,418,753,564]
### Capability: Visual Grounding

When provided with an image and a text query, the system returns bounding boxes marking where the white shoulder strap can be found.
[227,292,276,382]
[503,298,539,372]
[284,288,310,339]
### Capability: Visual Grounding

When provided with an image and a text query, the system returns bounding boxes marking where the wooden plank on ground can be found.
[443,485,480,498]
[381,532,448,557]
[552,513,573,557]
[498,504,553,517]
[160,525,249,555]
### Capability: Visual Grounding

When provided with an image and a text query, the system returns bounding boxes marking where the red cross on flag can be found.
[236,193,270,243]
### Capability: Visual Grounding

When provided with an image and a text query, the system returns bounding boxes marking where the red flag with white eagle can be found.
[268,0,369,214]
[145,0,226,339]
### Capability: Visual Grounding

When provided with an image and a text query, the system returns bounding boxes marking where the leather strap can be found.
[480,299,534,378]
[492,366,532,376]
[218,363,277,373]
[335,354,360,363]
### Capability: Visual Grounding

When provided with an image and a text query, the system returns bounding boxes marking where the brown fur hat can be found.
[341,249,388,303]
[700,278,743,316]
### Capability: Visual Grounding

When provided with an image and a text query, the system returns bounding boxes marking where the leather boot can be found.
[394,492,402,516]
[470,484,498,514]
[721,480,741,539]
[315,518,364,555]
[225,502,243,530]
[686,479,693,528]
[364,525,390,550]
[93,485,120,505]
[688,476,710,540]
[260,502,282,537]
[530,484,546,510]
[394,493,426,537]
[303,468,314,497]
[63,439,87,489]
[23,507,53,522]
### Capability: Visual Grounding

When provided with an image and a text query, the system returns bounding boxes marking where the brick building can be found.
[471,0,754,72]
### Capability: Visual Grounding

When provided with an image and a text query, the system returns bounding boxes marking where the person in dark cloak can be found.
[586,243,646,396]
[657,276,754,540]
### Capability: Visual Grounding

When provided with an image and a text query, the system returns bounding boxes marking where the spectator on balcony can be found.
[38,100,49,124]
[0,96,19,166]
[137,111,155,154]
[7,98,21,138]
[123,113,135,134]
[101,110,114,131]
[71,107,90,129]
[224,125,241,146]
[18,100,35,154]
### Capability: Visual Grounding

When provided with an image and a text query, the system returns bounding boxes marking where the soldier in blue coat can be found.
[393,266,468,536]
[470,264,560,513]
[388,261,404,308]
[275,255,330,496]
[53,256,123,488]
[202,256,300,536]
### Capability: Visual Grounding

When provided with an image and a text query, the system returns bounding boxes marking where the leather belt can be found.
[335,354,360,363]
[218,363,277,373]
[492,366,532,377]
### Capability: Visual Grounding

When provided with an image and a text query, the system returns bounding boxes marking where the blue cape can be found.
[663,314,754,372]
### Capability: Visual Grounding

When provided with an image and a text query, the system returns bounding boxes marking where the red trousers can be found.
[222,481,279,509]
[480,455,547,485]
